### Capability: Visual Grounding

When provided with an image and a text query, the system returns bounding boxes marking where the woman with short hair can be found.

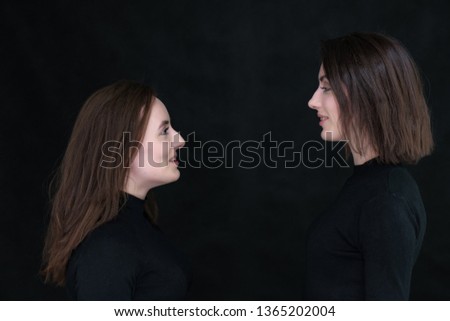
[306,32,433,300]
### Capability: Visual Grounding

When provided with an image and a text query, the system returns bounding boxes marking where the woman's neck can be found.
[124,177,150,200]
[351,145,378,165]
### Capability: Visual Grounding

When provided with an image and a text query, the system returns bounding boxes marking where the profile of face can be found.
[308,65,343,141]
[126,98,185,198]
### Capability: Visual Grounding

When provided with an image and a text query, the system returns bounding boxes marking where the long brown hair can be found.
[321,32,433,164]
[41,80,158,286]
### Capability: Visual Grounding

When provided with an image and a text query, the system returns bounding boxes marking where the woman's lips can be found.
[319,116,329,126]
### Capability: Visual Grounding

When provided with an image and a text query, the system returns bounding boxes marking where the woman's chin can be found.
[169,170,181,182]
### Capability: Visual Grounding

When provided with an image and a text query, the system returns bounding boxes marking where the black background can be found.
[2,0,449,300]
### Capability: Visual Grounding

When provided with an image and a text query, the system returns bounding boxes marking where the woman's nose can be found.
[172,132,185,149]
[308,89,320,110]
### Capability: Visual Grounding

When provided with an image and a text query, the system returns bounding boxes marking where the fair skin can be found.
[124,98,185,199]
[308,65,378,165]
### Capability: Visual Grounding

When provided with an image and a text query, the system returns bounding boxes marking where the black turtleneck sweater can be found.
[66,194,191,300]
[304,160,426,300]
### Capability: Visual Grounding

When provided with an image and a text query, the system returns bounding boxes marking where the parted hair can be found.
[321,32,433,164]
[41,80,158,286]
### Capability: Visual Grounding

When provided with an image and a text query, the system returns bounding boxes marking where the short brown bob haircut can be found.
[321,32,433,164]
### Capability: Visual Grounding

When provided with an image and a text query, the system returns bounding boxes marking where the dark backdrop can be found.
[2,0,449,300]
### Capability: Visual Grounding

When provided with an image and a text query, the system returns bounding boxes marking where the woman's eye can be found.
[320,86,331,92]
[162,127,169,135]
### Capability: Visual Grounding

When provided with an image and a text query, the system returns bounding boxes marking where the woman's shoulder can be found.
[73,217,139,261]
[386,166,421,199]
[356,164,420,198]
[65,217,142,299]
[360,166,426,221]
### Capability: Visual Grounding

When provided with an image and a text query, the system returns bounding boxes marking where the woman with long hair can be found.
[41,80,189,300]
[305,32,433,300]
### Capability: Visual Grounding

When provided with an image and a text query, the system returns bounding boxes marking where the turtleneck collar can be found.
[352,157,400,177]
[123,192,145,212]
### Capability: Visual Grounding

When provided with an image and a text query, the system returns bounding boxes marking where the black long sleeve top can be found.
[66,194,191,300]
[304,160,426,300]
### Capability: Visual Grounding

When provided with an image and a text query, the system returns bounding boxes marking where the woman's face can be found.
[127,98,185,196]
[308,65,343,141]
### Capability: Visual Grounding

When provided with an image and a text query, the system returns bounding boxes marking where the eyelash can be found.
[320,86,331,92]
[162,127,169,135]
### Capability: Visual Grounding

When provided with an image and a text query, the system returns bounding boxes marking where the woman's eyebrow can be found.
[319,75,328,82]
[158,120,170,129]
